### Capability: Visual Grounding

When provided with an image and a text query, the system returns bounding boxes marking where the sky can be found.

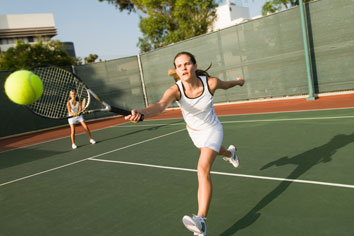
[0,0,142,61]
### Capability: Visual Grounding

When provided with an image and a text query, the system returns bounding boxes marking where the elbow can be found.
[155,104,166,115]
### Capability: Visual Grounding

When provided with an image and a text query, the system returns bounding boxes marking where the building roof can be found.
[0,13,57,39]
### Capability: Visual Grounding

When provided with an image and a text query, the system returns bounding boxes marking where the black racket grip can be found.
[110,106,144,121]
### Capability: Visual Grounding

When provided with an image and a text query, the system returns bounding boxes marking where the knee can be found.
[82,123,89,131]
[197,165,211,179]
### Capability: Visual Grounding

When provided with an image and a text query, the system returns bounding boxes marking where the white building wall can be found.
[0,13,56,52]
[233,0,268,18]
[213,3,250,31]
[0,13,55,30]
[230,5,250,20]
[212,0,268,31]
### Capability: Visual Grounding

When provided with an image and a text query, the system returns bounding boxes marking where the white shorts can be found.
[68,115,84,125]
[187,123,223,153]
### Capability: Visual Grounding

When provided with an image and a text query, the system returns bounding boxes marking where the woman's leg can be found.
[80,121,93,140]
[70,124,76,144]
[218,145,232,158]
[197,147,218,217]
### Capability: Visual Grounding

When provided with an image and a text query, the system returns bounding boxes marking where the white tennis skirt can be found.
[68,115,84,125]
[186,123,223,153]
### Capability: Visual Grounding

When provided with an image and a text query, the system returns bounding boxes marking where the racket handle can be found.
[110,106,144,121]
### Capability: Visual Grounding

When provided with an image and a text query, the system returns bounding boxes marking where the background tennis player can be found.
[67,90,96,149]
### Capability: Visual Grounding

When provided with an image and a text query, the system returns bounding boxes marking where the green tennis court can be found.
[1,108,354,236]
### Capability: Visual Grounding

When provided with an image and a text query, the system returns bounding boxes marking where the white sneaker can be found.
[194,233,204,236]
[90,139,96,144]
[72,143,77,149]
[223,145,239,168]
[182,215,206,236]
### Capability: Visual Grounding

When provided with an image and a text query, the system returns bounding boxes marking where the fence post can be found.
[299,0,316,100]
[137,54,149,108]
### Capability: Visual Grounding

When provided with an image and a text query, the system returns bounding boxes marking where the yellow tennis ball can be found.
[4,70,43,105]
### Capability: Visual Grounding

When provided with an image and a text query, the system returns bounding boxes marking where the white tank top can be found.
[176,76,220,130]
[69,100,80,114]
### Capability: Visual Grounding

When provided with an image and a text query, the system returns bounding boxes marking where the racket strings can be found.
[76,83,90,111]
[28,66,89,119]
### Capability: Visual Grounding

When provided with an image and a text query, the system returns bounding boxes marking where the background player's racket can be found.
[27,65,144,121]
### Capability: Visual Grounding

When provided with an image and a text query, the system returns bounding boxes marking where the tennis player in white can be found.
[125,52,245,235]
[67,90,96,149]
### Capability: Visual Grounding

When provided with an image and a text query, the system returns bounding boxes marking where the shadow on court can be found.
[99,120,184,143]
[220,132,354,236]
[0,148,68,170]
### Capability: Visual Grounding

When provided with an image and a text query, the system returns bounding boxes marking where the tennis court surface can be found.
[1,94,354,236]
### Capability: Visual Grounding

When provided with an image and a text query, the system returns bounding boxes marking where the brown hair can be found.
[171,51,212,81]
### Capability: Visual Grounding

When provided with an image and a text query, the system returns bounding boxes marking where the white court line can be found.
[117,115,354,128]
[0,128,186,187]
[219,106,354,118]
[222,115,354,124]
[89,158,354,189]
[0,159,88,187]
[2,114,353,153]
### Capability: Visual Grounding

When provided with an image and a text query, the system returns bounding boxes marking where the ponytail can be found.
[196,63,212,78]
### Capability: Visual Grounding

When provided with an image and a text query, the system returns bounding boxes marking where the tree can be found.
[99,0,217,52]
[84,54,99,64]
[98,0,136,13]
[262,0,312,16]
[262,1,281,15]
[0,40,75,70]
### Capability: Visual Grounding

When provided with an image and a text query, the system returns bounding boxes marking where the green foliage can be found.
[99,0,217,52]
[262,0,313,16]
[84,54,99,64]
[137,0,217,52]
[98,0,136,13]
[262,1,281,15]
[0,40,75,71]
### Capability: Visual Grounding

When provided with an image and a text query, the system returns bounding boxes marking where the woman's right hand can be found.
[125,110,143,123]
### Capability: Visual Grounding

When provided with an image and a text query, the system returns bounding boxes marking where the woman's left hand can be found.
[236,77,245,86]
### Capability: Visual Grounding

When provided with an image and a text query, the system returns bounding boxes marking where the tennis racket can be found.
[27,65,144,121]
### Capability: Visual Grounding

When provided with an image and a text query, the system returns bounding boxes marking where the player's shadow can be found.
[220,131,354,236]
